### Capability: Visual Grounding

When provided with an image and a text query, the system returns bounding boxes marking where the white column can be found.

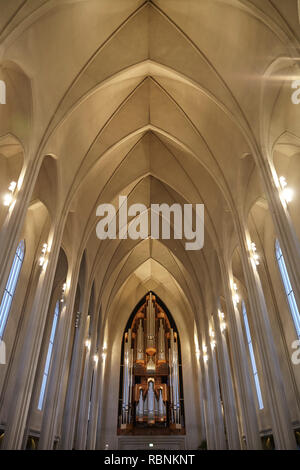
[212,305,241,449]
[59,281,91,449]
[1,221,64,449]
[221,262,262,449]
[38,259,83,449]
[237,223,297,449]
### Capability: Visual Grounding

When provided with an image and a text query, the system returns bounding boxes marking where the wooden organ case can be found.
[118,293,185,435]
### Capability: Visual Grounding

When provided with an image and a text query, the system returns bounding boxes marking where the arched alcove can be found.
[118,291,185,436]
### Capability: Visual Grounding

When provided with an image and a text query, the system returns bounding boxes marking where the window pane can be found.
[276,240,300,338]
[38,374,48,411]
[242,301,264,410]
[0,240,25,338]
[37,301,60,410]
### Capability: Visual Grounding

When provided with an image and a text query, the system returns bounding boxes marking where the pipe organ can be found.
[119,293,184,433]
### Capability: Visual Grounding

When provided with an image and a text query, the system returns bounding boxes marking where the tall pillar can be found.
[221,261,262,449]
[200,347,216,450]
[1,221,64,449]
[74,298,99,449]
[59,282,91,449]
[38,258,83,449]
[236,222,297,449]
[212,303,241,449]
[86,350,102,449]
[203,324,226,450]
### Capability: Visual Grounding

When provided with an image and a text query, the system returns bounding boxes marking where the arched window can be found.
[38,300,60,410]
[242,301,264,410]
[0,240,25,338]
[275,240,300,338]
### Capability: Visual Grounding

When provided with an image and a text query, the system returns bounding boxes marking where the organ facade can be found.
[118,293,184,434]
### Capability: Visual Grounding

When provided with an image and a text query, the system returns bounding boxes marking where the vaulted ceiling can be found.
[0,0,299,327]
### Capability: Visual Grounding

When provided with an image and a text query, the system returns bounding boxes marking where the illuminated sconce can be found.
[75,311,81,328]
[203,345,208,362]
[249,241,260,266]
[3,181,17,207]
[195,348,201,360]
[60,282,67,302]
[85,339,91,351]
[93,353,99,365]
[209,327,216,350]
[218,310,225,320]
[102,343,107,362]
[39,243,48,269]
[218,310,226,332]
[279,176,293,203]
[232,282,239,306]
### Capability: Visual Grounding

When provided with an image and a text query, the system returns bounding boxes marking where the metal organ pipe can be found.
[136,319,144,363]
[121,329,133,426]
[146,293,156,355]
[157,319,166,363]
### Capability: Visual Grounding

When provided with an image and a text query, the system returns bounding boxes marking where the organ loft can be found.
[118,293,185,435]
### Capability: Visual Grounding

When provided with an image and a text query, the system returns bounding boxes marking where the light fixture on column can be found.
[249,241,260,266]
[218,310,227,332]
[102,344,107,361]
[203,345,208,362]
[279,176,293,203]
[60,282,67,303]
[209,327,216,350]
[39,243,49,269]
[93,353,99,365]
[195,348,201,360]
[85,338,91,351]
[75,311,81,328]
[232,282,239,306]
[3,181,17,207]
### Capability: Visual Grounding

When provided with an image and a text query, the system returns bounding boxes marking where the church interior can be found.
[0,0,300,450]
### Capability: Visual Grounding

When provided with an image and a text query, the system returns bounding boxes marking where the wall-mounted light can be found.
[85,339,91,351]
[75,311,81,328]
[93,354,99,365]
[60,282,67,303]
[249,241,260,266]
[218,310,227,332]
[209,327,216,350]
[195,349,201,360]
[102,343,107,362]
[203,345,208,362]
[39,243,48,269]
[232,282,239,306]
[279,176,293,203]
[3,181,17,207]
